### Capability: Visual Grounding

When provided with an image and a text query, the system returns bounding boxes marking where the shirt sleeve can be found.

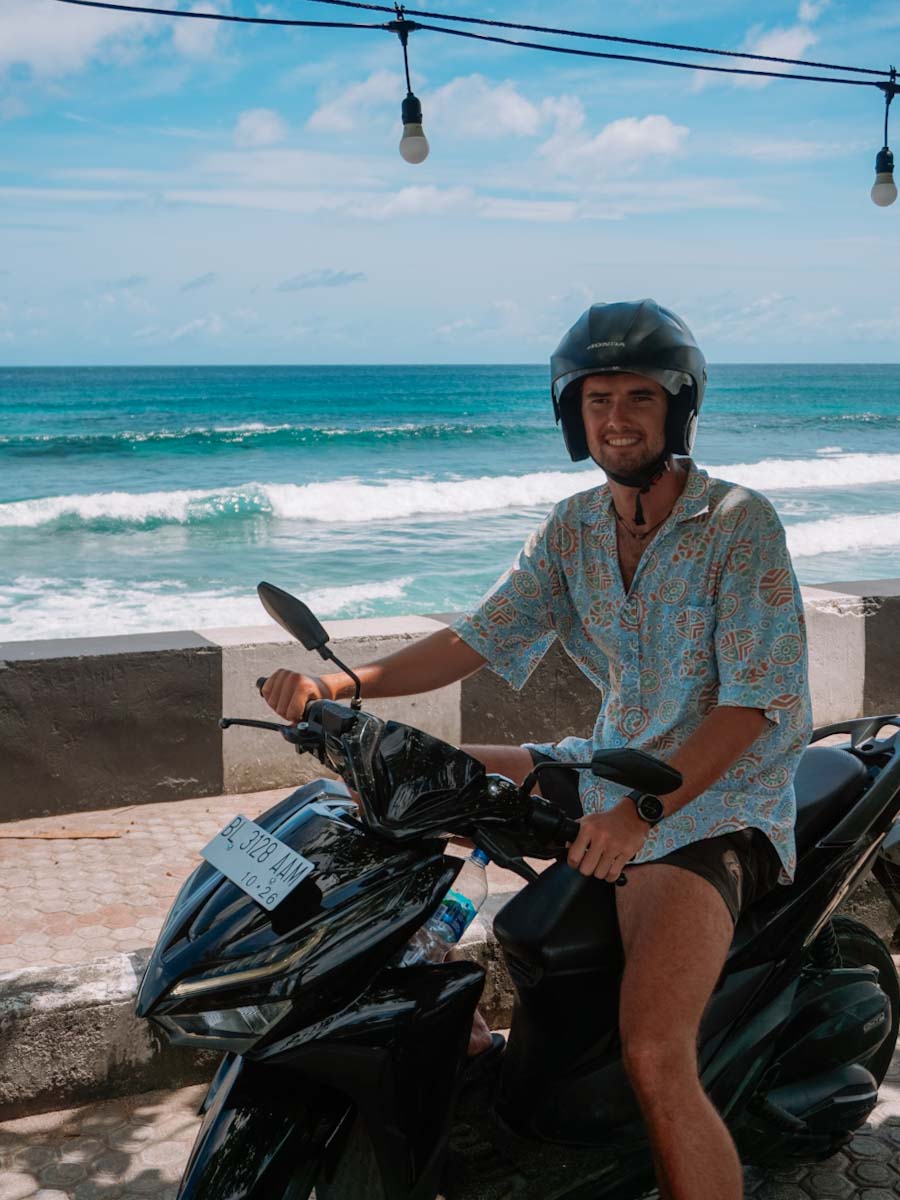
[712,492,810,729]
[452,514,560,691]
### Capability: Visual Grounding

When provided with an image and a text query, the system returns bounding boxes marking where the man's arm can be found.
[655,704,770,818]
[262,625,487,723]
[568,705,769,882]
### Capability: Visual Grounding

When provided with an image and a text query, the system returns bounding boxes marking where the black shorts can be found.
[528,750,782,925]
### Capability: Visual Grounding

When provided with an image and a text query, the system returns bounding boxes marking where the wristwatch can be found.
[628,790,665,826]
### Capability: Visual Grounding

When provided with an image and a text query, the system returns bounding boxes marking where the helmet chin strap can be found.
[604,452,670,526]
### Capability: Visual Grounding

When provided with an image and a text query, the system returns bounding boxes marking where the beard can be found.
[589,436,667,478]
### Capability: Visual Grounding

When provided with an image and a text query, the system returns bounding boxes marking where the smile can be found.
[605,437,642,447]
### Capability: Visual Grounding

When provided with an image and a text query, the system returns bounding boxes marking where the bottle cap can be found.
[471,848,490,866]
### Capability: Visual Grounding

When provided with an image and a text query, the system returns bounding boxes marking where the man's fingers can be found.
[600,855,626,884]
[578,838,607,878]
[567,827,592,870]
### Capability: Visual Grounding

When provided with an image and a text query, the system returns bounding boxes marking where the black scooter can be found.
[136,582,900,1200]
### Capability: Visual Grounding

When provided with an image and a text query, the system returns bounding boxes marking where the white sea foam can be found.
[0,575,414,642]
[786,513,900,558]
[716,452,900,490]
[4,451,900,531]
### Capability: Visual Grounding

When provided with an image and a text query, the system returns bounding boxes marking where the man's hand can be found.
[261,670,328,724]
[567,799,650,882]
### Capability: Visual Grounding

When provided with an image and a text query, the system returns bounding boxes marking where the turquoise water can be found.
[1,364,899,641]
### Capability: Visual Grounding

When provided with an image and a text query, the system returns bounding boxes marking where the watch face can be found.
[636,793,665,824]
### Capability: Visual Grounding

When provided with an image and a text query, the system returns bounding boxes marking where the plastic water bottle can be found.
[400,849,490,965]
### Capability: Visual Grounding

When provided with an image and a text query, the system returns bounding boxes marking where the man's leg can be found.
[616,864,740,1200]
[461,744,536,786]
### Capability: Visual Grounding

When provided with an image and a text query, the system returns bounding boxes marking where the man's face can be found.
[580,372,668,475]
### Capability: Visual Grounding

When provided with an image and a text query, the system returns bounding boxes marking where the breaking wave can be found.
[4,451,900,532]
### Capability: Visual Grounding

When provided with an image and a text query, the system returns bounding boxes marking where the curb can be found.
[2,882,895,1123]
[0,894,516,1122]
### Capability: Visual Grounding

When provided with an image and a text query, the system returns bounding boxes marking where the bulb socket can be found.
[402,92,423,125]
[875,146,895,174]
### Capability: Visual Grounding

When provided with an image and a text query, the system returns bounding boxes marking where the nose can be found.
[605,398,636,429]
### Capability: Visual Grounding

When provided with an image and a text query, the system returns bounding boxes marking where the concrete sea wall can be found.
[2,582,900,821]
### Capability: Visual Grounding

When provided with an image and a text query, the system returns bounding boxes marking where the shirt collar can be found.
[580,459,711,529]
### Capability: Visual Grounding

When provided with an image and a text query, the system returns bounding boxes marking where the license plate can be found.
[201,815,315,909]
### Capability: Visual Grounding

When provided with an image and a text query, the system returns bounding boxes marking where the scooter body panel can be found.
[179,961,484,1200]
[177,1054,350,1200]
[137,783,459,1042]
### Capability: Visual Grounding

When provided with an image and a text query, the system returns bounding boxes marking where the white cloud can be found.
[735,137,853,162]
[276,269,365,291]
[798,1,829,22]
[0,0,155,77]
[234,108,288,148]
[693,3,826,93]
[358,185,474,220]
[477,197,577,222]
[734,22,820,90]
[696,293,789,340]
[136,313,225,343]
[306,70,400,134]
[539,111,689,177]
[428,75,544,138]
[171,3,228,60]
[0,0,228,78]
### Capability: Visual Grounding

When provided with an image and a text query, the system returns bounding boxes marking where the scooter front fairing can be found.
[177,960,484,1200]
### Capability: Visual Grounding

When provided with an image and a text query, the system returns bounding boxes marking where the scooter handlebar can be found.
[527,802,627,887]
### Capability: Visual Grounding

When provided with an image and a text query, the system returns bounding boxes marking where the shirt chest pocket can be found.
[665,603,718,681]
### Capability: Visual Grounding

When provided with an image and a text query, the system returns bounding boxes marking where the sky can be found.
[1,0,899,365]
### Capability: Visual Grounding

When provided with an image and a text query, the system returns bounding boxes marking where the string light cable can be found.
[49,0,900,204]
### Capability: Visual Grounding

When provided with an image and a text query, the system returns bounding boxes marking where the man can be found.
[262,300,812,1200]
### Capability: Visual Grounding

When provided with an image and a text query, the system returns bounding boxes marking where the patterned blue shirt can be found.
[453,462,812,883]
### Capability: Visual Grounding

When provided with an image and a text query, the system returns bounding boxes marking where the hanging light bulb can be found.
[871,146,897,207]
[390,14,429,165]
[399,91,429,164]
[872,72,898,207]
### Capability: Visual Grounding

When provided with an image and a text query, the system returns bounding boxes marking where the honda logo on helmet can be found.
[587,341,626,350]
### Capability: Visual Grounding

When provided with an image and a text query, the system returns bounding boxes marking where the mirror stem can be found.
[320,646,363,711]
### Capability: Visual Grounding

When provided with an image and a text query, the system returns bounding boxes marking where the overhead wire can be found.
[406,20,883,88]
[49,0,896,89]
[51,0,387,29]
[300,0,891,79]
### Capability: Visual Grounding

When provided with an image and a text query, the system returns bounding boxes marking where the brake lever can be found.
[220,717,289,732]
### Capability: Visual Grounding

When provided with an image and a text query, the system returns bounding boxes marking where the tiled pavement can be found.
[0,788,510,975]
[0,1067,897,1200]
[0,787,898,1197]
[0,789,301,974]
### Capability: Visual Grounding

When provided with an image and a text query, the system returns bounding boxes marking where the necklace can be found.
[613,507,669,543]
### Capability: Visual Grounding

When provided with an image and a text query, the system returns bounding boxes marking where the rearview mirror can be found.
[590,748,683,795]
[257,582,330,653]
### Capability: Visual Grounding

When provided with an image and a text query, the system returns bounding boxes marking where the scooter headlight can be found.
[158,1000,291,1051]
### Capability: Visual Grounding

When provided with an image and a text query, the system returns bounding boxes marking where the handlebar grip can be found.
[256,676,268,694]
[560,817,581,844]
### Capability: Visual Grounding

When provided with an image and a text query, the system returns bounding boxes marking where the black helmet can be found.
[550,299,707,463]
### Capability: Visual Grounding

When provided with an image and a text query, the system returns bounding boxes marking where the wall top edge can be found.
[0,585,896,661]
[203,614,451,647]
[0,614,455,663]
[0,629,217,663]
[816,578,900,599]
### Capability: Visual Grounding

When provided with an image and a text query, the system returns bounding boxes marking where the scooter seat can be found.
[793,745,867,852]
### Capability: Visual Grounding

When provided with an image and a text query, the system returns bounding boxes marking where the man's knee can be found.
[460,744,535,786]
[620,1021,699,1094]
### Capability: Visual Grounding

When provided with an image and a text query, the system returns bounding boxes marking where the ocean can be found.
[1,363,899,644]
